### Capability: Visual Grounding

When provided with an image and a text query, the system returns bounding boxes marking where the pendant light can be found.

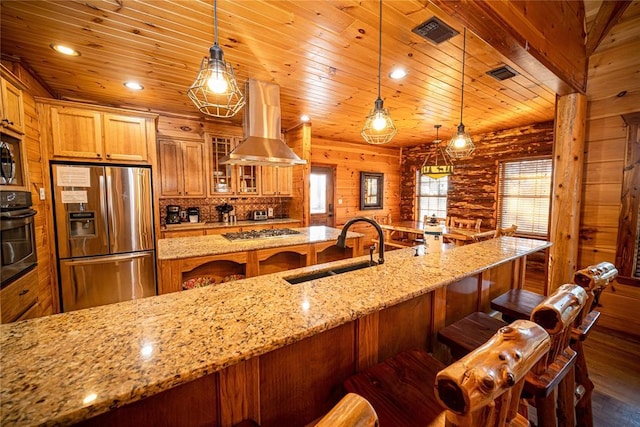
[446,28,475,158]
[361,0,397,145]
[420,125,454,179]
[187,0,245,118]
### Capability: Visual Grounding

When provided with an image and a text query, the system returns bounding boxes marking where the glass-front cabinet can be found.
[209,135,259,196]
[210,136,235,195]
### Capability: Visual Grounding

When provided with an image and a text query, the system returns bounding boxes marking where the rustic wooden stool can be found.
[490,262,617,427]
[344,319,550,427]
[438,284,588,427]
[314,393,378,427]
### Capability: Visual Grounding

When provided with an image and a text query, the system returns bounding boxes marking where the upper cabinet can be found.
[210,135,236,195]
[0,76,25,136]
[158,139,206,197]
[38,99,157,164]
[261,166,292,196]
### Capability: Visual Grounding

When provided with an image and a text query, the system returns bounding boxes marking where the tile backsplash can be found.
[159,196,291,225]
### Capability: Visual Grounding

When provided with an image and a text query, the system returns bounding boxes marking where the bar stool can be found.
[438,284,588,427]
[344,319,550,427]
[315,393,378,427]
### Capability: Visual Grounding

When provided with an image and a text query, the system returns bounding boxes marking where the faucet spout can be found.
[337,217,385,265]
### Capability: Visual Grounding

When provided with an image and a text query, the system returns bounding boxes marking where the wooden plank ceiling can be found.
[0,1,634,147]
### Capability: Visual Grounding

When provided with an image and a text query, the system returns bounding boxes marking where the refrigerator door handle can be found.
[105,172,118,250]
[62,252,149,266]
[99,174,109,249]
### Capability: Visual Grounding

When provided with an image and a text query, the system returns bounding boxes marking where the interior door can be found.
[310,165,335,227]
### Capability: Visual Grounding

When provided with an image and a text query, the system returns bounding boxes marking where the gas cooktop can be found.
[222,228,301,241]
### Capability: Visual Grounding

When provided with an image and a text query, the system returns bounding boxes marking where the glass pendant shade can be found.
[362,0,396,145]
[187,1,245,118]
[421,124,454,178]
[445,28,475,159]
[446,123,476,158]
[362,98,398,145]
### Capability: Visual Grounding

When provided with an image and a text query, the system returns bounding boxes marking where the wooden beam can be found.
[586,1,633,56]
[548,93,587,292]
[431,0,587,95]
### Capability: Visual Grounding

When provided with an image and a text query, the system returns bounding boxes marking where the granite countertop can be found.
[163,217,300,231]
[157,225,363,260]
[0,237,550,426]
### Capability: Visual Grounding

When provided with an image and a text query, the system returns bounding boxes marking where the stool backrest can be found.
[530,284,588,373]
[452,218,482,231]
[494,224,517,238]
[372,213,391,225]
[435,319,550,427]
[315,393,379,427]
[572,261,618,320]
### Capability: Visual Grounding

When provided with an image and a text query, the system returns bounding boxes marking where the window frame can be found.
[415,171,448,221]
[496,156,553,238]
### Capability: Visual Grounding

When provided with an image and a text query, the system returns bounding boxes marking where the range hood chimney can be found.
[220,79,306,166]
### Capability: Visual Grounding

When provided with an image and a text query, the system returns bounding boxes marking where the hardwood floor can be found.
[523,267,640,426]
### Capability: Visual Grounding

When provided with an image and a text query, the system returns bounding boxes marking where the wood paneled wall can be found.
[400,122,555,229]
[582,91,640,337]
[310,138,401,240]
[1,61,57,315]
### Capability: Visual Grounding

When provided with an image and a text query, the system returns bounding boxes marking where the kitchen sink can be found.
[284,261,376,285]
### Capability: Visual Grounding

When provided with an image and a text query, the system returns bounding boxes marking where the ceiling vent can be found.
[412,17,459,44]
[486,65,519,81]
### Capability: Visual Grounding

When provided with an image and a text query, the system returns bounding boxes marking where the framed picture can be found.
[360,172,384,210]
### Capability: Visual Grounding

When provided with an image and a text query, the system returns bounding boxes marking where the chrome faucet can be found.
[337,216,384,265]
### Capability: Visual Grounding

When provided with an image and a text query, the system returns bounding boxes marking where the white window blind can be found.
[416,172,448,220]
[498,158,552,237]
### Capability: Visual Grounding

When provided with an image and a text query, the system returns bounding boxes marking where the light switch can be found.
[39,187,46,200]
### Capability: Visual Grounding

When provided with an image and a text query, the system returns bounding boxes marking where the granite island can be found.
[0,236,550,427]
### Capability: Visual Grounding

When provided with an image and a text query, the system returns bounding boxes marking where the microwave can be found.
[252,210,268,220]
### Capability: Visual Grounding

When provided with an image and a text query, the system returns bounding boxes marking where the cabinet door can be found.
[277,167,293,196]
[103,114,148,162]
[158,140,184,196]
[182,141,206,196]
[210,136,235,195]
[51,107,103,159]
[236,165,259,195]
[0,78,25,135]
[261,167,278,196]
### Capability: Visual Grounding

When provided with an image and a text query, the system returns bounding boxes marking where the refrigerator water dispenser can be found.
[68,211,97,238]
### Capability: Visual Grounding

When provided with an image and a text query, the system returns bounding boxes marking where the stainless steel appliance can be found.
[222,228,300,240]
[51,164,156,312]
[187,207,200,223]
[252,210,268,220]
[166,205,181,224]
[0,190,37,286]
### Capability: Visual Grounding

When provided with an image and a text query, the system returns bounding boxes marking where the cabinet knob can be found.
[106,154,111,158]
[96,153,101,157]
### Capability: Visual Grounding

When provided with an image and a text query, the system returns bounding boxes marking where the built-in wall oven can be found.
[1,191,37,286]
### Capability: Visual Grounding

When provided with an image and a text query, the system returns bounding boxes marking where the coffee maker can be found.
[166,205,181,224]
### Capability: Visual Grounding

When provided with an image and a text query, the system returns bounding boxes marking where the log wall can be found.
[400,122,555,229]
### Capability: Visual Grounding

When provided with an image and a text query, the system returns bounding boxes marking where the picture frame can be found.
[360,172,384,210]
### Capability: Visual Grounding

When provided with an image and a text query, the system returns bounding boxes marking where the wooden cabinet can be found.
[39,99,156,163]
[162,229,204,238]
[236,164,259,195]
[210,136,236,195]
[0,76,25,136]
[261,166,292,196]
[1,268,39,324]
[158,139,206,197]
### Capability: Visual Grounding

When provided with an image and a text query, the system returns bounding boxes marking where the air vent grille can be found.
[487,65,519,81]
[412,17,459,44]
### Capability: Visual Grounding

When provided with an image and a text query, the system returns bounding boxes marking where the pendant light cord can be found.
[459,28,466,124]
[213,0,219,46]
[377,0,382,99]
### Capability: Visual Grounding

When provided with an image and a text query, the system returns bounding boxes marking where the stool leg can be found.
[557,365,576,427]
[573,340,594,427]
[536,389,558,427]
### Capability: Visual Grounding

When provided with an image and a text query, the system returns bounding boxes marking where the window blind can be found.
[497,158,552,237]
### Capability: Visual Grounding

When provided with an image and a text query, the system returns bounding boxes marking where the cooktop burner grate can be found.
[222,228,301,240]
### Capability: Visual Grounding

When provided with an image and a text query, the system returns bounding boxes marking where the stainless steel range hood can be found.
[220,79,306,166]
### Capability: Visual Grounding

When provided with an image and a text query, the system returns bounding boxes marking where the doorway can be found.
[310,165,335,227]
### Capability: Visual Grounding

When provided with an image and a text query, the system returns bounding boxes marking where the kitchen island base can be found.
[78,260,519,427]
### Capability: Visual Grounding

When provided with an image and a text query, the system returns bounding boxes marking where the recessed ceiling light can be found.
[300,114,310,122]
[50,44,80,56]
[389,68,407,80]
[124,81,144,90]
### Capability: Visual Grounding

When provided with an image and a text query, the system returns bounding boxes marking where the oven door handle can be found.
[0,208,37,219]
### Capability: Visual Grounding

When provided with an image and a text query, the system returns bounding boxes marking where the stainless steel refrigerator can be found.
[51,164,156,312]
